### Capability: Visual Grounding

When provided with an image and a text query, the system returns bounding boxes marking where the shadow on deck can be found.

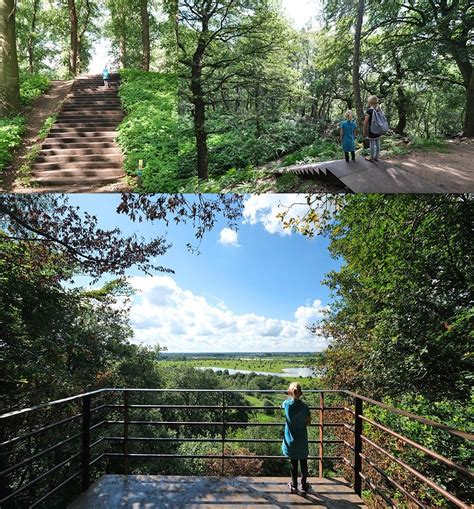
[68,475,367,508]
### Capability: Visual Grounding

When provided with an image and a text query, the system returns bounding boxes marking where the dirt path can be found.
[386,141,474,193]
[1,80,74,192]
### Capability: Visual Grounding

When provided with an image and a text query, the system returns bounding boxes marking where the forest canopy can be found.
[178,0,472,184]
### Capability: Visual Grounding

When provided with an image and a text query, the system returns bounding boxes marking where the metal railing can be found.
[0,389,472,508]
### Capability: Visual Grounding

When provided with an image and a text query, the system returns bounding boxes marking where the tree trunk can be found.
[192,70,208,180]
[463,69,474,137]
[353,0,365,126]
[27,0,39,74]
[77,0,92,73]
[68,0,78,76]
[0,0,21,116]
[141,0,150,71]
[395,86,407,135]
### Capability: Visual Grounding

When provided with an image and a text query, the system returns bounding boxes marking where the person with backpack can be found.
[363,95,389,162]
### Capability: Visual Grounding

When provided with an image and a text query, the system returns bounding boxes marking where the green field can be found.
[158,356,315,374]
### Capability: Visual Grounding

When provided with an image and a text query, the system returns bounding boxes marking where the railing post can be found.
[354,396,363,496]
[221,392,226,476]
[123,391,129,475]
[81,395,91,492]
[319,392,324,478]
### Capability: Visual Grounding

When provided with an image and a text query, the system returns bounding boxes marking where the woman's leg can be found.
[290,459,299,487]
[369,139,376,160]
[344,151,350,162]
[375,138,381,159]
[351,151,356,161]
[300,459,309,485]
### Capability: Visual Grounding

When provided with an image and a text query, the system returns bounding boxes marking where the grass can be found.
[117,69,178,192]
[159,357,312,374]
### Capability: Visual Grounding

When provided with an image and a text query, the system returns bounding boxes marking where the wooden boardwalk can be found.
[284,158,444,193]
[68,475,367,508]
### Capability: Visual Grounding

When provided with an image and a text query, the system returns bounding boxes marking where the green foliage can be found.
[282,139,340,166]
[19,74,50,105]
[0,116,26,172]
[118,69,178,192]
[37,113,57,140]
[320,194,473,401]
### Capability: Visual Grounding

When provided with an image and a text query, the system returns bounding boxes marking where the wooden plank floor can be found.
[284,158,444,193]
[68,475,367,508]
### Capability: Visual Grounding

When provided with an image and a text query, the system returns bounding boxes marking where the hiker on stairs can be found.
[103,65,110,87]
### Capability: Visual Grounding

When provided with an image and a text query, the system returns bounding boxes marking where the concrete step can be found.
[35,154,123,164]
[50,127,121,133]
[53,118,121,125]
[31,173,123,185]
[33,160,123,171]
[46,132,117,139]
[42,141,119,150]
[52,122,120,128]
[40,147,123,157]
[32,168,123,178]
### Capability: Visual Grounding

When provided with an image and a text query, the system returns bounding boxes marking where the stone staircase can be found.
[31,74,127,192]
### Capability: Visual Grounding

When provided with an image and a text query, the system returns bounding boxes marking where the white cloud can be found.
[128,276,329,353]
[219,228,240,247]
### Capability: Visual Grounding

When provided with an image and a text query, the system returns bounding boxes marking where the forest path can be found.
[25,74,130,193]
[2,80,73,192]
[385,142,474,193]
[282,142,474,193]
[283,157,443,193]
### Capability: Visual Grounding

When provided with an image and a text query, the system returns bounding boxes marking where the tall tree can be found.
[352,0,365,124]
[141,0,150,70]
[0,0,21,116]
[178,0,289,180]
[26,0,40,73]
[68,0,79,76]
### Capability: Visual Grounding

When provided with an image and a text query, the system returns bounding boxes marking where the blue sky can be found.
[68,194,340,353]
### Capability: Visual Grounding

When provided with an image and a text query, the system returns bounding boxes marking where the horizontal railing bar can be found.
[104,453,344,461]
[359,472,397,508]
[102,404,346,411]
[90,437,106,450]
[89,453,105,467]
[343,440,354,451]
[90,404,109,413]
[360,452,425,508]
[0,412,82,448]
[103,420,347,428]
[341,456,354,469]
[361,435,469,508]
[90,420,107,431]
[345,391,474,441]
[361,415,473,479]
[29,469,81,509]
[0,389,343,420]
[0,432,82,477]
[0,391,104,420]
[0,452,80,503]
[101,436,342,445]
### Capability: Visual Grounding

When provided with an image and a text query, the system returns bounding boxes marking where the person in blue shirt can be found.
[281,382,312,493]
[102,65,110,87]
[340,110,358,162]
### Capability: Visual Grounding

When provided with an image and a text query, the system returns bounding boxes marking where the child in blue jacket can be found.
[340,110,358,162]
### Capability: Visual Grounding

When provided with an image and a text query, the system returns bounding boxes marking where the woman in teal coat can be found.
[282,382,312,493]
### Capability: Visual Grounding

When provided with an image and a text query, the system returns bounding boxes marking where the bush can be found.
[118,69,178,192]
[20,74,50,105]
[0,116,26,172]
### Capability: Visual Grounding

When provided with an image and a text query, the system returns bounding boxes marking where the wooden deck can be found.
[283,158,444,193]
[68,475,367,508]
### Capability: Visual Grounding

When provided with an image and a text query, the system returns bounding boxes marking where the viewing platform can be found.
[69,475,366,508]
[1,389,472,508]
